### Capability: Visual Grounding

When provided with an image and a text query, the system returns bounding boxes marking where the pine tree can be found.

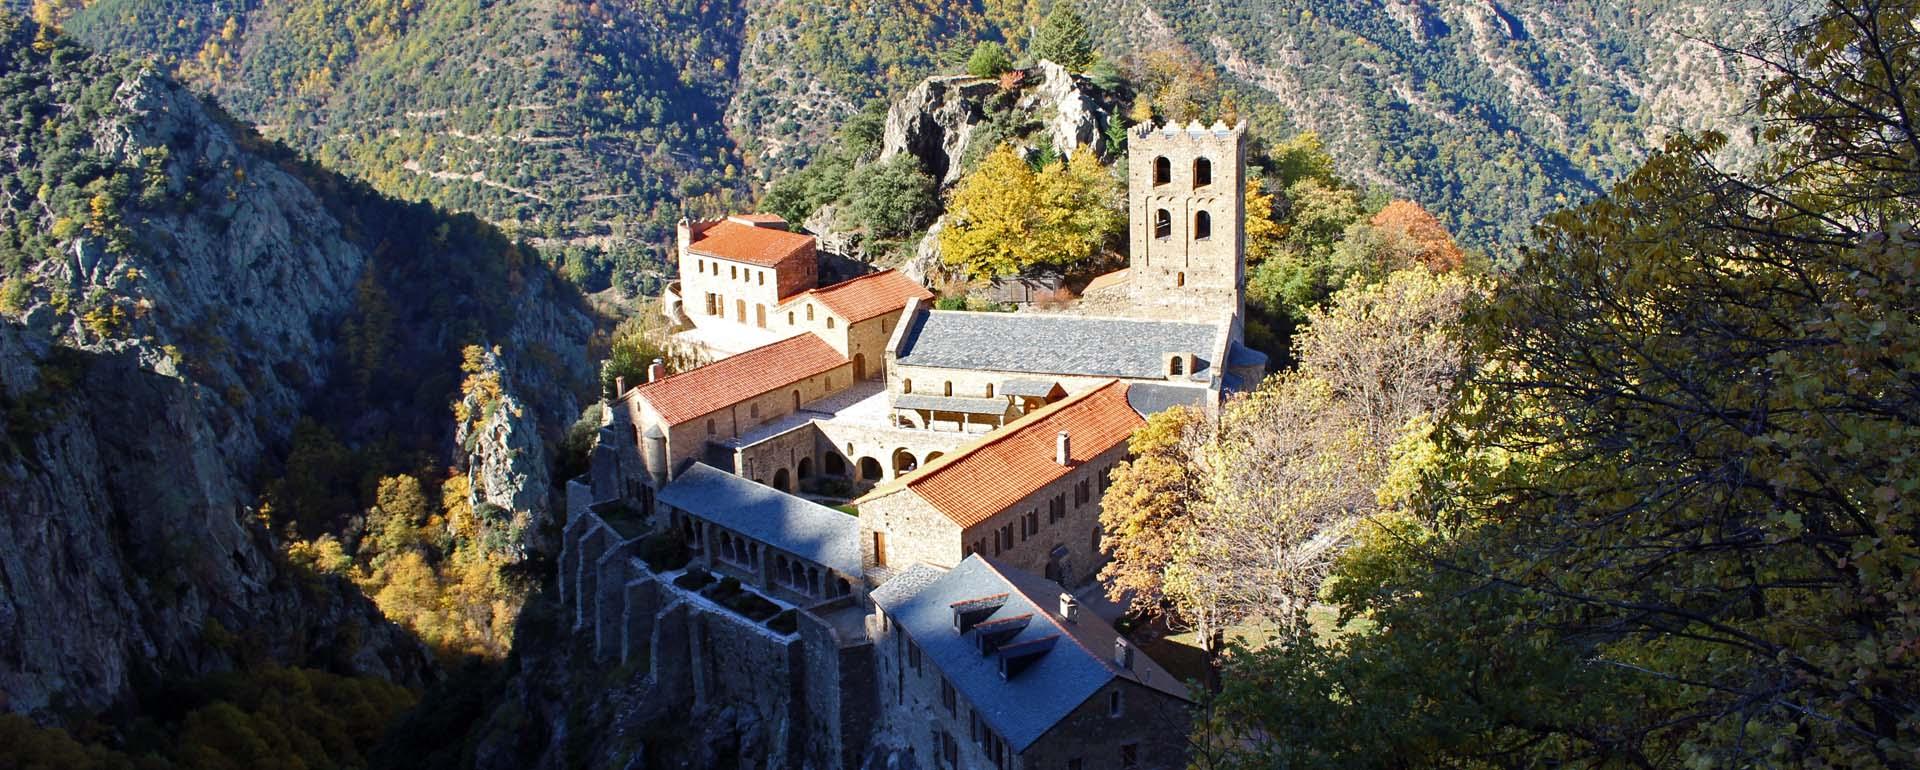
[1029,5,1093,71]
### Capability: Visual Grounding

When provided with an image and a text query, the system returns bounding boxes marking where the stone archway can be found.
[773,468,791,492]
[797,457,814,479]
[925,451,944,463]
[857,456,883,481]
[825,453,848,478]
[892,448,918,475]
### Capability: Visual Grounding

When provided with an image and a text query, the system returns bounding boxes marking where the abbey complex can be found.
[562,121,1263,769]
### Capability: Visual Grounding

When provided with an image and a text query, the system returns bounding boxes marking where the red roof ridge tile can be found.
[689,220,815,267]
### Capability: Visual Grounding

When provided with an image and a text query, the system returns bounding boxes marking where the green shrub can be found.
[673,567,714,591]
[637,529,689,572]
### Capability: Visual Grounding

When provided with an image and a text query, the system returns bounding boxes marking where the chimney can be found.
[1059,593,1078,622]
[647,357,666,383]
[1056,431,1071,466]
[1114,637,1134,670]
[614,375,627,397]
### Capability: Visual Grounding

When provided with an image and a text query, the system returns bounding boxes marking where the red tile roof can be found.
[793,269,933,324]
[635,334,848,426]
[689,220,815,267]
[860,380,1142,528]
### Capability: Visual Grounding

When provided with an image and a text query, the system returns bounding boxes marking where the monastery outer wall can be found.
[1018,679,1193,770]
[560,503,863,769]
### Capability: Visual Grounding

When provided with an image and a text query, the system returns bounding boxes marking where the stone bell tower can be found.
[1126,120,1247,317]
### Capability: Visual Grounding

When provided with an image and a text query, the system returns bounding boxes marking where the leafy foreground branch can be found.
[1196,2,1920,767]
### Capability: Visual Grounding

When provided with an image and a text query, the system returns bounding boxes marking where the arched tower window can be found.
[1152,157,1171,186]
[1154,209,1172,239]
[1193,157,1212,187]
[1170,357,1185,376]
[1194,211,1212,240]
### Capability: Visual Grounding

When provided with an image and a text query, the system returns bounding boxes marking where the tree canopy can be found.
[938,144,1121,278]
[1029,5,1094,70]
[1203,3,1920,766]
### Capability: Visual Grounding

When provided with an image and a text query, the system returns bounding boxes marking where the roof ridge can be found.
[854,379,1126,503]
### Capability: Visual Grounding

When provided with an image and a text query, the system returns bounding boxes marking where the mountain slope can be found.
[0,11,592,722]
[64,0,749,290]
[51,0,1793,257]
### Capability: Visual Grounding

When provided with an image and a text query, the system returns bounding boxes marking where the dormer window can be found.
[1193,157,1212,187]
[1154,209,1172,239]
[1152,156,1170,186]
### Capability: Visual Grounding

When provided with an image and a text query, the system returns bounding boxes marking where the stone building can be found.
[660,463,864,605]
[676,214,818,330]
[868,556,1193,770]
[855,380,1143,587]
[1126,121,1247,317]
[612,333,853,497]
[780,269,932,380]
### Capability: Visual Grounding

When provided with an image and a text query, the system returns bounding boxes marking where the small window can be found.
[827,317,835,329]
[1154,209,1172,239]
[1122,743,1139,767]
[984,383,994,398]
[1109,689,1123,717]
[807,304,814,321]
[1193,157,1213,187]
[707,419,717,435]
[788,311,796,325]
[902,379,913,394]
[1194,210,1212,240]
[1176,271,1186,287]
[758,272,765,285]
[1152,156,1170,186]
[943,381,953,397]
[730,265,737,279]
[942,679,957,715]
[750,403,760,418]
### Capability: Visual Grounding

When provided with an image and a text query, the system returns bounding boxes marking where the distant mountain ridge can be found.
[47,0,1793,254]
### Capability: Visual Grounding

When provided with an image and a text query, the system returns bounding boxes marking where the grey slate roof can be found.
[1228,340,1269,369]
[896,311,1221,380]
[658,463,862,576]
[892,393,1010,416]
[1125,383,1210,417]
[871,556,1190,752]
[999,378,1064,398]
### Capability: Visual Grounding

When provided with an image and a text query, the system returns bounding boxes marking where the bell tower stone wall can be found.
[1126,121,1247,317]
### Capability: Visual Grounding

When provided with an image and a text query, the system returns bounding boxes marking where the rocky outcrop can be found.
[458,349,555,557]
[0,25,592,722]
[878,61,1115,187]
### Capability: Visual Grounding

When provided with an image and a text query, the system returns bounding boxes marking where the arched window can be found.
[707,419,717,435]
[1154,209,1172,239]
[788,311,796,325]
[902,379,913,394]
[807,304,815,321]
[1152,156,1170,186]
[1193,157,1212,187]
[1170,356,1185,376]
[1176,271,1186,287]
[826,317,835,329]
[1194,210,1212,240]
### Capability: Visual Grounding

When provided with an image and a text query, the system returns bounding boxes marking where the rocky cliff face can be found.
[880,61,1114,187]
[0,18,593,722]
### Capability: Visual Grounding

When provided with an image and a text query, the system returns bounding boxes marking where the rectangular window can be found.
[909,638,922,672]
[943,732,958,766]
[1076,479,1091,506]
[1109,689,1123,717]
[942,679,956,715]
[1025,511,1038,537]
[1122,743,1139,767]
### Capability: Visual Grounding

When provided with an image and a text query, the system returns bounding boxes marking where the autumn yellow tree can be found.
[939,144,1120,278]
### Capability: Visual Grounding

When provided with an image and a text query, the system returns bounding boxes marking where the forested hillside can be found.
[33,0,1794,267]
[57,0,751,294]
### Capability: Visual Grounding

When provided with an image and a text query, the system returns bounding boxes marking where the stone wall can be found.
[560,504,874,770]
[957,444,1125,587]
[859,488,965,574]
[1017,680,1193,770]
